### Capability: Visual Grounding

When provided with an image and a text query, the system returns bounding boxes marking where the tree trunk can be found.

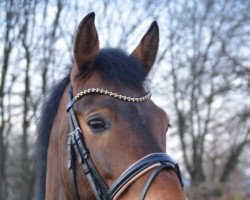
[0,1,14,199]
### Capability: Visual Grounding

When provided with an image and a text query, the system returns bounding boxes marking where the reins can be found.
[66,84,184,200]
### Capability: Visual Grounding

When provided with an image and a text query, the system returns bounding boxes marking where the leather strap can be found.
[68,134,81,200]
[140,164,172,200]
[67,85,108,200]
[106,153,184,200]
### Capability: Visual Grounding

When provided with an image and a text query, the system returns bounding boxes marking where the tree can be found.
[157,0,250,198]
[0,0,17,199]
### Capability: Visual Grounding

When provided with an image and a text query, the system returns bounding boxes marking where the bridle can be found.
[66,84,184,200]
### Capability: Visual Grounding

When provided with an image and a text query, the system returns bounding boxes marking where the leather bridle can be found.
[66,84,184,200]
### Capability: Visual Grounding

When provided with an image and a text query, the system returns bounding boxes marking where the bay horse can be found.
[36,12,187,200]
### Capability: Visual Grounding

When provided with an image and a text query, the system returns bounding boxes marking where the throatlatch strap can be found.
[68,133,80,200]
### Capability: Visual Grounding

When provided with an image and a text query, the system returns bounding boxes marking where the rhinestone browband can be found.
[74,88,151,103]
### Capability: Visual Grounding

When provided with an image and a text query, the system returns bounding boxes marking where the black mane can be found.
[36,48,147,200]
[36,75,70,200]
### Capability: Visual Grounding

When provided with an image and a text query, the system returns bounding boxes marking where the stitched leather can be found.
[106,153,182,200]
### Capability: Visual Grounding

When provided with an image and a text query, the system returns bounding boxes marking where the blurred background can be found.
[0,0,249,199]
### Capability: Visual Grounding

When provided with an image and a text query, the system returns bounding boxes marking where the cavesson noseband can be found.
[66,84,183,200]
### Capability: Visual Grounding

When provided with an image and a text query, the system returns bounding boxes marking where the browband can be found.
[73,88,151,103]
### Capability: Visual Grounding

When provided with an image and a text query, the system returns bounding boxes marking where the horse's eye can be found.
[87,118,106,133]
[166,124,171,133]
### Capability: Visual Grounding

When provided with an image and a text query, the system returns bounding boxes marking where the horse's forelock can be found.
[95,48,148,91]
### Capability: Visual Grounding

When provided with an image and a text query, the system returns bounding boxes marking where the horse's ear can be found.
[131,21,159,74]
[73,12,99,71]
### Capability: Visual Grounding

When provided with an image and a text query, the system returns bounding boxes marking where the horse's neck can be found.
[45,89,94,200]
[45,90,69,200]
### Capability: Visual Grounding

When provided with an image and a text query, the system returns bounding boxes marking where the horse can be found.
[36,12,187,200]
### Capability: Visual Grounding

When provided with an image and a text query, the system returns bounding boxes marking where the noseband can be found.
[66,84,183,200]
